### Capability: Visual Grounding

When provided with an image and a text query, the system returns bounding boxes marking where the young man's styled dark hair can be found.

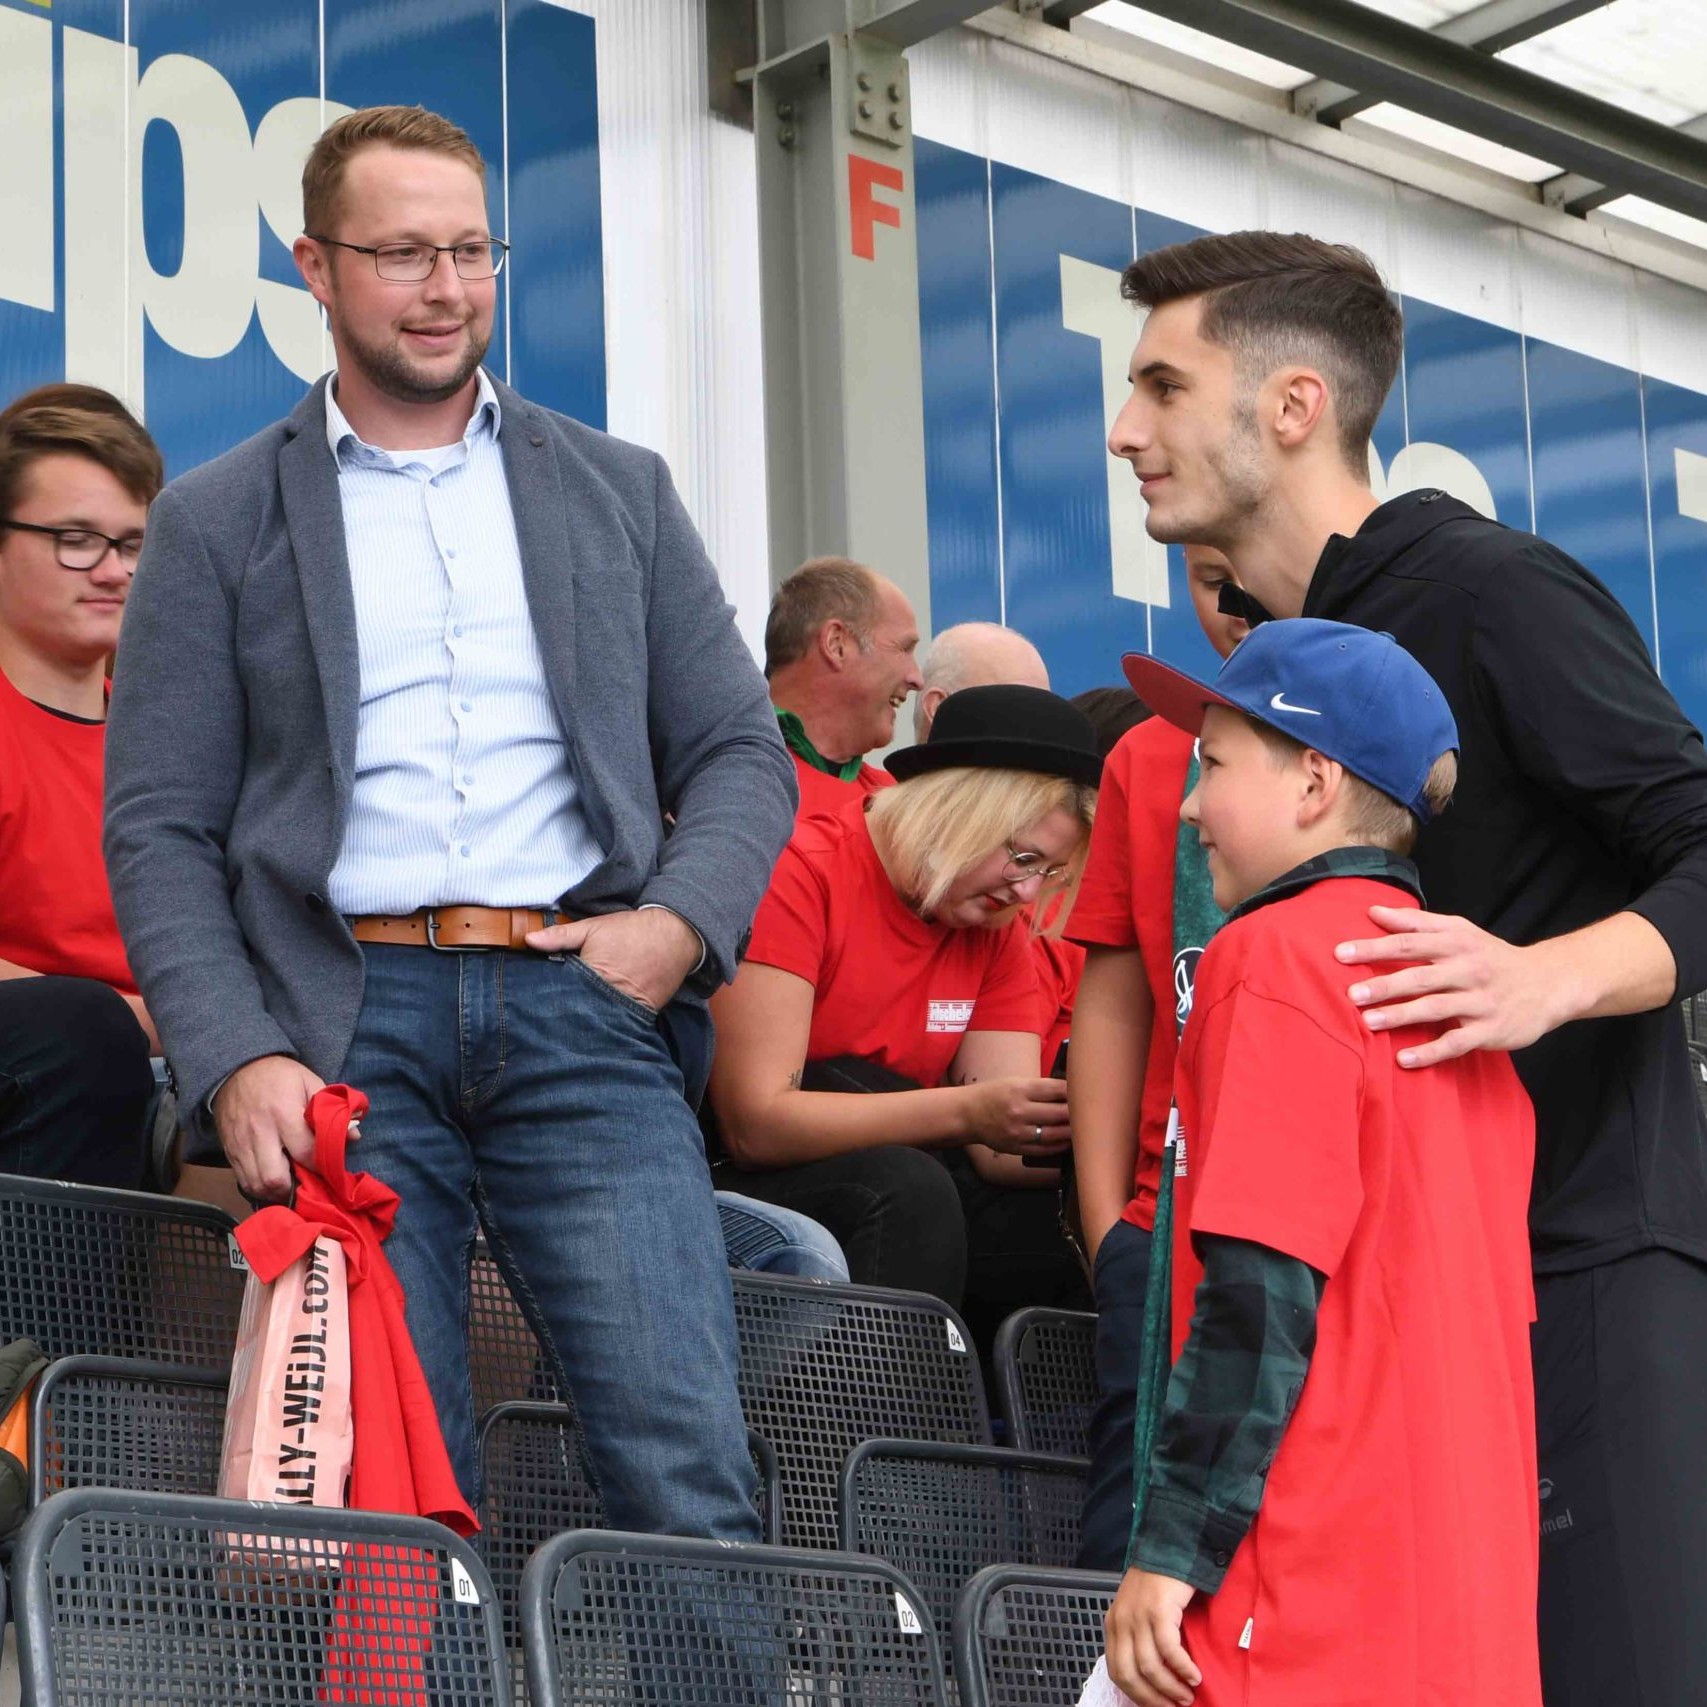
[1121,231,1403,477]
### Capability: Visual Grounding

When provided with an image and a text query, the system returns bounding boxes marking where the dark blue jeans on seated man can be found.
[337,941,761,1540]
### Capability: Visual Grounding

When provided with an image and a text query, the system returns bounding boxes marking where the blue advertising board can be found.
[916,137,1707,736]
[0,0,603,481]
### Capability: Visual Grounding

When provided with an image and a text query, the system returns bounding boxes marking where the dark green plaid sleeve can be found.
[1129,1234,1325,1593]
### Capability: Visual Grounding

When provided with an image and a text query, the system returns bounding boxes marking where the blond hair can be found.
[302,105,486,236]
[1245,716,1456,854]
[866,766,1096,930]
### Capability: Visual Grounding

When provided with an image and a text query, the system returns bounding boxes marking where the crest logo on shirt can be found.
[927,998,975,1034]
[1173,946,1204,1028]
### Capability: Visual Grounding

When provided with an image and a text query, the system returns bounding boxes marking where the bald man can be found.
[913,621,1050,743]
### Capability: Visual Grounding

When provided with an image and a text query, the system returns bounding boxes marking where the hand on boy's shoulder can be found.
[1334,903,1572,1068]
[1104,1568,1200,1707]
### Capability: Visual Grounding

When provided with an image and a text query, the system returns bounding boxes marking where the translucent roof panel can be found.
[1080,4,1311,89]
[1076,0,1707,250]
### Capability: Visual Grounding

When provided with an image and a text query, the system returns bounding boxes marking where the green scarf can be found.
[775,708,867,782]
[1128,749,1226,1559]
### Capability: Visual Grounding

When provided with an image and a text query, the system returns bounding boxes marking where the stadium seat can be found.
[838,1438,1088,1662]
[470,1245,561,1418]
[993,1307,1098,1457]
[12,1486,509,1705]
[521,1528,951,1707]
[28,1355,226,1506]
[953,1563,1123,1707]
[0,1175,242,1367]
[475,1401,781,1704]
[732,1272,990,1549]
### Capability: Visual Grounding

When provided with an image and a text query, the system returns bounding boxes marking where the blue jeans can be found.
[714,1192,849,1282]
[337,944,760,1541]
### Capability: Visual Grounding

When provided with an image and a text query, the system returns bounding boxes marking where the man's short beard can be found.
[1144,404,1269,550]
[340,317,491,406]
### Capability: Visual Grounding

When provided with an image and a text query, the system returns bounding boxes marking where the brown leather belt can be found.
[349,906,563,951]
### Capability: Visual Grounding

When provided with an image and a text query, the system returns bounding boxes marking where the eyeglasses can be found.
[1,520,143,571]
[306,235,510,281]
[1002,845,1072,888]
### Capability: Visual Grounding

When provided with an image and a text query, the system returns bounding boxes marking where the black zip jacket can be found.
[1304,490,1707,1273]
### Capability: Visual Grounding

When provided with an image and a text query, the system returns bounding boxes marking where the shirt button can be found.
[453,625,464,638]
[1214,1550,1230,1567]
[461,774,474,787]
[460,845,472,858]
[460,700,473,713]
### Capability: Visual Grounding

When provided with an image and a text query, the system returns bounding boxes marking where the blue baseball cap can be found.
[1122,618,1460,824]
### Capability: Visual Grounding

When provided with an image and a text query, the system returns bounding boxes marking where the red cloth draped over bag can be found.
[235,1085,478,1706]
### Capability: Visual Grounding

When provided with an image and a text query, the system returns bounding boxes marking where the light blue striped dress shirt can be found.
[324,370,604,915]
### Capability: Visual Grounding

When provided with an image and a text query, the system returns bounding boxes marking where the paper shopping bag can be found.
[220,1229,353,1511]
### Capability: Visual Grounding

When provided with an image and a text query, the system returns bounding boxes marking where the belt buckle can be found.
[423,909,490,953]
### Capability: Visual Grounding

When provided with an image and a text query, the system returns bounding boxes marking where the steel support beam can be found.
[1123,0,1707,224]
[749,30,935,621]
[1041,0,1106,23]
[1544,111,1707,218]
[1293,0,1606,127]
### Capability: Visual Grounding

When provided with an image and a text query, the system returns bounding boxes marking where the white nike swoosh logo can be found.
[1270,692,1322,716]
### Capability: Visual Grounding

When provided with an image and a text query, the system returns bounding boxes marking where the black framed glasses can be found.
[1,520,143,571]
[1002,844,1072,887]
[306,235,510,281]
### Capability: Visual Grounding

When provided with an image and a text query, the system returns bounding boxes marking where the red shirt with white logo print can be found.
[744,794,1041,1086]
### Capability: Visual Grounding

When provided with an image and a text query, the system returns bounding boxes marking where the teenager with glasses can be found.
[0,383,162,1187]
[708,684,1100,1348]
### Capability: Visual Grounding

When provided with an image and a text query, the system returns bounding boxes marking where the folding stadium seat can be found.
[838,1438,1089,1669]
[953,1563,1123,1707]
[0,1175,243,1367]
[26,1355,226,1506]
[12,1487,509,1706]
[474,1401,781,1704]
[730,1271,990,1550]
[993,1307,1098,1458]
[520,1528,951,1707]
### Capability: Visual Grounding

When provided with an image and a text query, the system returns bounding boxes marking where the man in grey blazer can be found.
[103,105,795,1534]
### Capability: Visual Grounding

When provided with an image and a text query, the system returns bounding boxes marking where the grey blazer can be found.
[104,375,796,1135]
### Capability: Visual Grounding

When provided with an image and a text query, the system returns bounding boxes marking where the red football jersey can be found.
[0,669,136,992]
[1170,875,1540,1707]
[789,748,891,822]
[1030,930,1084,1072]
[1068,718,1197,1229]
[745,795,1040,1086]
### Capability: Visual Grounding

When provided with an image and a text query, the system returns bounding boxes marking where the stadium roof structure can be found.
[1068,0,1707,254]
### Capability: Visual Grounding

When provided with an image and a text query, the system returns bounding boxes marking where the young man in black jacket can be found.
[1108,229,1707,1707]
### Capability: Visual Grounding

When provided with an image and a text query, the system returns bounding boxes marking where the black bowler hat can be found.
[886,684,1103,787]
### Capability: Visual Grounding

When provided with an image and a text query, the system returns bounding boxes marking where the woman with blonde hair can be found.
[708,684,1099,1340]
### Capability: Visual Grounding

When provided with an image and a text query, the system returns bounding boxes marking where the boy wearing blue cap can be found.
[1103,620,1540,1707]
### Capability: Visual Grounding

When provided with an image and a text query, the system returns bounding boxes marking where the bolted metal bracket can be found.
[848,33,910,147]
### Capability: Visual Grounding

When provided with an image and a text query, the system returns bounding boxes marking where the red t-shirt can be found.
[1171,875,1539,1707]
[790,749,892,822]
[1030,931,1083,1073]
[1068,718,1196,1229]
[745,795,1040,1086]
[0,669,136,992]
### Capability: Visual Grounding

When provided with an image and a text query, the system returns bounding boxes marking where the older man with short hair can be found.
[765,556,923,817]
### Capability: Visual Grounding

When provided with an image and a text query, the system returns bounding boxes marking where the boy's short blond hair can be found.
[1245,716,1456,855]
